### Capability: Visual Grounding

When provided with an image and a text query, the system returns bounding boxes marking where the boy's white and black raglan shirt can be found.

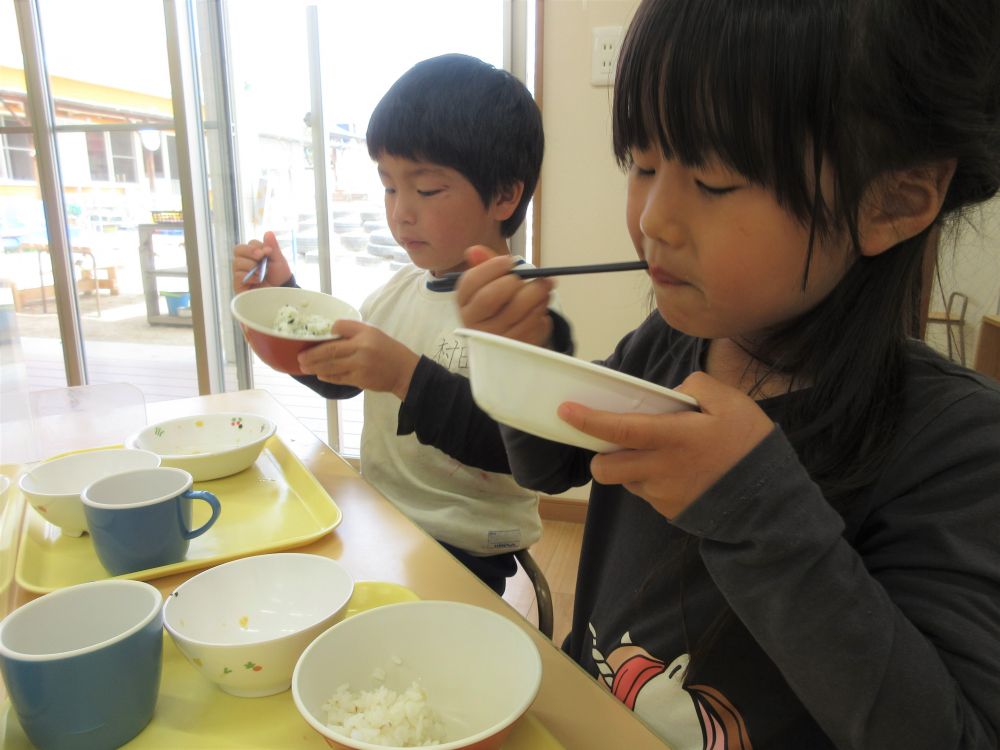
[287,264,572,557]
[500,310,1000,750]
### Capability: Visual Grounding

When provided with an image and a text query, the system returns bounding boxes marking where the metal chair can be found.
[926,291,969,365]
[513,548,554,639]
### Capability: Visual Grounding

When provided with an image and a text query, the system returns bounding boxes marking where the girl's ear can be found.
[857,160,956,257]
[490,181,525,222]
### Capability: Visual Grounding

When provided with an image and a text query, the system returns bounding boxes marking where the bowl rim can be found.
[230,287,360,341]
[455,327,699,409]
[124,412,277,461]
[290,599,542,750]
[18,448,163,499]
[162,553,355,648]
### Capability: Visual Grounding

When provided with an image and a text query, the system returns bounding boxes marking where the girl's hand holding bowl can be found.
[571,371,775,520]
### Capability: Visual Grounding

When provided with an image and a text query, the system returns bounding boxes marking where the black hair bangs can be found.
[366,73,490,192]
[366,53,544,237]
[613,0,841,228]
[366,85,480,181]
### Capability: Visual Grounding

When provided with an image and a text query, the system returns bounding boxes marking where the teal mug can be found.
[81,466,221,575]
[0,579,163,750]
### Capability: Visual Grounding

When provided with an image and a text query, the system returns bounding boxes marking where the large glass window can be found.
[226,0,509,455]
[85,131,143,184]
[5,0,196,408]
[85,131,110,181]
[109,131,139,183]
[3,0,528,458]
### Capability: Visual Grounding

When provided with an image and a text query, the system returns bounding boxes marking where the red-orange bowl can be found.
[230,287,361,375]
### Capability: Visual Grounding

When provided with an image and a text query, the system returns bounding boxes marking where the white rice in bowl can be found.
[323,681,446,747]
[273,304,333,337]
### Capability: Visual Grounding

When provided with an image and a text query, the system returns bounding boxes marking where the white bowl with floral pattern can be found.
[162,553,354,698]
[125,413,276,481]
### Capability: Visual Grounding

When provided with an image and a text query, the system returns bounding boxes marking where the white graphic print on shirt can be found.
[590,625,752,750]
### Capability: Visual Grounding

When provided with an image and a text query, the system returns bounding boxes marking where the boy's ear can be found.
[490,181,525,222]
[857,160,956,257]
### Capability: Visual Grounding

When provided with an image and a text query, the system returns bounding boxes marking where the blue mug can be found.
[81,466,221,576]
[0,579,163,750]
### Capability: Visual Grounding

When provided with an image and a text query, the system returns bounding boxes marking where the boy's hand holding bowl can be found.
[231,232,362,376]
[231,286,362,376]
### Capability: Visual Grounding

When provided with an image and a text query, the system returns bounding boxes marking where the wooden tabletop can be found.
[2,389,668,750]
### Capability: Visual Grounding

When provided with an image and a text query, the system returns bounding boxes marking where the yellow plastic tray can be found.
[0,582,562,749]
[13,436,342,593]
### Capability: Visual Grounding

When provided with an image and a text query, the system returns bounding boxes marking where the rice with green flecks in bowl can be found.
[272,304,334,337]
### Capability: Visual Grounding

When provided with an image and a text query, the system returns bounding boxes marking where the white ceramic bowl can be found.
[230,287,362,375]
[18,448,162,536]
[455,328,699,453]
[162,553,354,698]
[292,600,542,750]
[125,412,276,481]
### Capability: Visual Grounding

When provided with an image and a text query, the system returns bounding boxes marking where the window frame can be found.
[86,129,142,184]
[0,117,36,182]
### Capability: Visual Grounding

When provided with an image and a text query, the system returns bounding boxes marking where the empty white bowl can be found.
[162,553,354,697]
[126,412,276,481]
[292,600,542,750]
[230,287,362,375]
[455,328,699,453]
[18,448,162,536]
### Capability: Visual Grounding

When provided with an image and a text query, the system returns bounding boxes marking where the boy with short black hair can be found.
[234,53,568,594]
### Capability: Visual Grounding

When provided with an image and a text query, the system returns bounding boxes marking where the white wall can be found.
[537,1,641,501]
[537,1,1000,501]
[539,1,645,362]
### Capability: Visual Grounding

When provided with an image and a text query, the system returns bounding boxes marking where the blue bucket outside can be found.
[161,292,191,316]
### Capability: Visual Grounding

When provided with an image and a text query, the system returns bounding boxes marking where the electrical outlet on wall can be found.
[591,26,623,87]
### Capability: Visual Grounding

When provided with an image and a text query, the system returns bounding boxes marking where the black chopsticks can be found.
[426,259,648,292]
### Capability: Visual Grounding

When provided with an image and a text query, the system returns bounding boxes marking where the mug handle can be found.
[181,490,221,539]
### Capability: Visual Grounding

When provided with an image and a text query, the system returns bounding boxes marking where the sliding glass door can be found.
[224,0,513,454]
[1,0,529,461]
[2,0,225,415]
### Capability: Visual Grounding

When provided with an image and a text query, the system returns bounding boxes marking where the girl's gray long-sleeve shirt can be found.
[500,312,1000,749]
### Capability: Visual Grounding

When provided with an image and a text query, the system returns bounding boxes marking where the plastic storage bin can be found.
[161,291,191,316]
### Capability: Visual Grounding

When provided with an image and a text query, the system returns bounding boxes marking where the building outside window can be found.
[0,116,34,182]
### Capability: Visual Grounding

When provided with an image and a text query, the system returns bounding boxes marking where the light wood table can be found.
[5,389,668,750]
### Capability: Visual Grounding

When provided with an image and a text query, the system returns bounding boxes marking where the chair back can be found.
[947,291,969,322]
[514,548,554,639]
